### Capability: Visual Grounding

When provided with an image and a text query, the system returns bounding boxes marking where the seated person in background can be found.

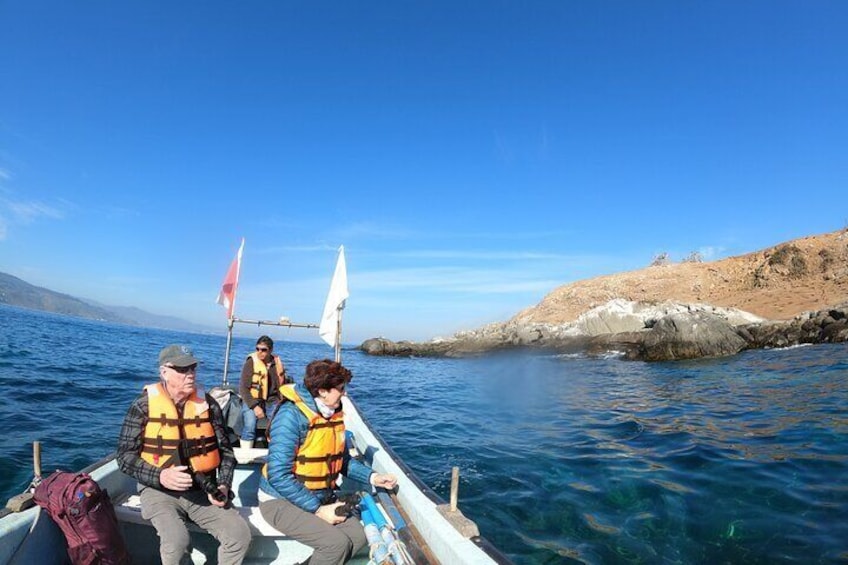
[117,344,250,565]
[259,359,397,565]
[239,335,290,448]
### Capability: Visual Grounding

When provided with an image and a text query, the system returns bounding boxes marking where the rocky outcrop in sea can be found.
[359,300,848,362]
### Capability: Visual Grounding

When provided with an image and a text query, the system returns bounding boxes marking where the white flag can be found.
[319,245,349,348]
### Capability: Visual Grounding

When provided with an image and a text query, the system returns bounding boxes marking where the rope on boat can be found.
[5,441,42,512]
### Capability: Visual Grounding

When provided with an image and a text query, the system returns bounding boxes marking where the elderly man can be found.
[117,344,251,565]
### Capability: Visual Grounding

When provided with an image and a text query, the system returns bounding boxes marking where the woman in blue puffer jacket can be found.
[259,359,396,565]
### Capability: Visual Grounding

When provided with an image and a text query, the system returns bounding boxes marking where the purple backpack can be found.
[33,471,130,565]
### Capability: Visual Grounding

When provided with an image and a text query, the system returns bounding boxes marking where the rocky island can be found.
[361,229,848,361]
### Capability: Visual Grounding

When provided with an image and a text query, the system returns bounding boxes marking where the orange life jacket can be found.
[140,382,220,473]
[263,384,345,491]
[248,352,285,400]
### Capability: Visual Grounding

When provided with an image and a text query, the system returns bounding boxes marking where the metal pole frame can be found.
[221,317,320,387]
[222,318,235,387]
[335,306,343,363]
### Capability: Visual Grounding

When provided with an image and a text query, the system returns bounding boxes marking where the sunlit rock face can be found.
[361,230,848,361]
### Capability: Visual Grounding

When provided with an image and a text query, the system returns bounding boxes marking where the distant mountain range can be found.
[0,271,215,334]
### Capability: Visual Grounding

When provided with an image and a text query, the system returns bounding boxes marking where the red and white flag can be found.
[216,238,244,319]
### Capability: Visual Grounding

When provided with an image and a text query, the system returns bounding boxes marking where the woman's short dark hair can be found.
[256,335,274,350]
[304,359,352,397]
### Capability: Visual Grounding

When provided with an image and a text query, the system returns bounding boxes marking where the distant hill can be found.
[362,228,848,359]
[87,301,215,334]
[511,229,848,325]
[0,272,134,324]
[0,272,213,333]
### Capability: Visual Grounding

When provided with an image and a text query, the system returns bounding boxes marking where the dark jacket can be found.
[239,355,289,409]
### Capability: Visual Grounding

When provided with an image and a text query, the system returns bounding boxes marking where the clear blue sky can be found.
[2,2,847,344]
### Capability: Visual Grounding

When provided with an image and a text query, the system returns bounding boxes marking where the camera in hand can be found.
[333,493,361,517]
[196,471,227,503]
[166,439,228,503]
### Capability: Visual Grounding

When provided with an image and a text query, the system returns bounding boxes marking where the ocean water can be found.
[1,304,847,564]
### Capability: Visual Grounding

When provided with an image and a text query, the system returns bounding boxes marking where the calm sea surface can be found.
[1,304,847,563]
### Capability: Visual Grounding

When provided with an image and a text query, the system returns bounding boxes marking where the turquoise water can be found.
[1,304,847,563]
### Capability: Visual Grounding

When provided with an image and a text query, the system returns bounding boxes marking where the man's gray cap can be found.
[159,344,199,367]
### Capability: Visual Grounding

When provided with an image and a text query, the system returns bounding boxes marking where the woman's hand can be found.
[315,502,347,525]
[370,473,398,490]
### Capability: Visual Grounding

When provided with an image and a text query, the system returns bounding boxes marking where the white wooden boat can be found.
[2,244,510,563]
[0,395,509,564]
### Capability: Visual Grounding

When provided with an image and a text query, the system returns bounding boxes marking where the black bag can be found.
[33,471,130,565]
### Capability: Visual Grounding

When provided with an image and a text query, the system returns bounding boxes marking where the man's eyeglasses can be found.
[256,347,270,352]
[335,383,346,393]
[168,364,197,375]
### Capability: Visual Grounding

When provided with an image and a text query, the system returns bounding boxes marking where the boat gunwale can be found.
[0,453,117,521]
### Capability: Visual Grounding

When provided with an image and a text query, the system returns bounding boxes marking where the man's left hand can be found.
[208,485,229,507]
